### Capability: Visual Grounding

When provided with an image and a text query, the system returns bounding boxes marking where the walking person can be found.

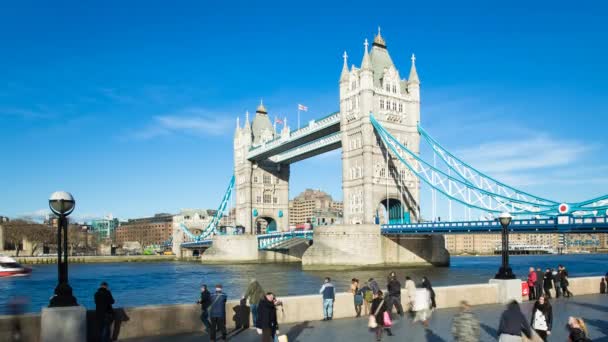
[561,267,574,297]
[196,284,211,332]
[528,267,537,300]
[360,281,373,316]
[256,292,279,342]
[601,277,606,294]
[94,281,115,342]
[451,301,480,342]
[319,277,335,321]
[386,272,404,317]
[370,290,390,341]
[404,276,416,313]
[243,279,265,326]
[497,300,532,341]
[535,268,544,298]
[530,295,552,341]
[350,278,363,317]
[209,284,228,341]
[421,276,436,309]
[543,268,553,299]
[567,316,590,342]
[368,277,380,295]
[553,268,562,298]
[413,282,433,327]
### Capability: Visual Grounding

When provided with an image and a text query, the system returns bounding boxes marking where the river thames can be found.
[1,254,607,314]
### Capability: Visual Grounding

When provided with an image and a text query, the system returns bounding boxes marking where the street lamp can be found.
[48,191,75,289]
[495,212,515,279]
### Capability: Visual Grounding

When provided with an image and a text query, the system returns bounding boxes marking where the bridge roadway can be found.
[125,293,608,342]
[181,216,608,250]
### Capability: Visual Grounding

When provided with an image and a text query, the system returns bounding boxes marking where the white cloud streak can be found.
[133,108,233,140]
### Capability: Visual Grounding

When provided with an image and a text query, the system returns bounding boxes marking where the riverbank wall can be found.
[14,255,178,265]
[0,276,603,342]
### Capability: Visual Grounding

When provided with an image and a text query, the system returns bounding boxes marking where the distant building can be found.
[115,213,173,248]
[91,217,120,240]
[288,189,343,227]
[0,216,9,223]
[172,209,216,255]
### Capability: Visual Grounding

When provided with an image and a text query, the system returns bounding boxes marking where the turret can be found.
[360,39,373,91]
[408,53,420,100]
[339,51,349,98]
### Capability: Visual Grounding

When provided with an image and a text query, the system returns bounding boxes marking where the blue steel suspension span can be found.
[370,114,608,217]
[179,175,235,242]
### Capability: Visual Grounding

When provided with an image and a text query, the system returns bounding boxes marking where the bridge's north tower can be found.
[340,30,421,225]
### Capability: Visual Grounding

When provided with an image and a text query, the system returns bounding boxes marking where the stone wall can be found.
[1,276,603,342]
[200,235,260,263]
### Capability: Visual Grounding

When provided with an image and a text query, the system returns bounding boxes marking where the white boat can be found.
[0,255,31,278]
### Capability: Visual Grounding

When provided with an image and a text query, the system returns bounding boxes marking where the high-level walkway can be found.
[125,294,608,342]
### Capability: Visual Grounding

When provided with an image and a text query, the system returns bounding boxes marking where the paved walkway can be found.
[126,294,608,342]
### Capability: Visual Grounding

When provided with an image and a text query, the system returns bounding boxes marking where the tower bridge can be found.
[173,30,608,268]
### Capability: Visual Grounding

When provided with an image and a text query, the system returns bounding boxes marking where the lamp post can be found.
[495,212,515,279]
[48,191,75,287]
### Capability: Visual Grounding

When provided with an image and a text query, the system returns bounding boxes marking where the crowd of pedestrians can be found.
[528,264,573,300]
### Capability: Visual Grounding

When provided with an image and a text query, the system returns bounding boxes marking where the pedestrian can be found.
[553,268,562,298]
[543,268,553,299]
[560,267,573,298]
[94,281,115,342]
[421,276,436,309]
[601,278,606,294]
[256,292,279,342]
[49,283,78,307]
[197,284,211,332]
[404,276,416,313]
[243,279,265,326]
[350,278,363,317]
[319,277,335,321]
[497,300,532,341]
[209,284,228,341]
[451,301,480,342]
[413,282,433,327]
[360,281,373,315]
[567,316,590,342]
[368,277,380,295]
[535,268,544,298]
[386,272,404,317]
[527,267,537,300]
[530,295,552,341]
[370,290,390,341]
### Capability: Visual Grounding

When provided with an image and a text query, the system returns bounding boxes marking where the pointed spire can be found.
[236,116,240,130]
[408,53,419,84]
[373,26,386,48]
[256,99,267,114]
[340,51,349,82]
[361,39,371,70]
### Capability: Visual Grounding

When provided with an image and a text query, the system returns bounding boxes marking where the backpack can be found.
[364,290,373,303]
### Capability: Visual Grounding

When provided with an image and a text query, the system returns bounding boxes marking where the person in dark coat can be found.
[49,283,78,308]
[196,284,211,332]
[543,268,553,298]
[601,278,607,294]
[535,268,544,298]
[368,278,380,294]
[370,290,390,342]
[560,267,573,297]
[530,295,552,341]
[421,276,436,309]
[553,268,562,298]
[94,282,115,342]
[386,271,404,317]
[209,284,228,341]
[497,300,532,341]
[255,292,279,342]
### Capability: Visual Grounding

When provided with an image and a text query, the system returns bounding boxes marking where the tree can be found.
[2,220,55,256]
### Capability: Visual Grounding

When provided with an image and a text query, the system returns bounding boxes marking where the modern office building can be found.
[90,216,120,240]
[288,189,343,227]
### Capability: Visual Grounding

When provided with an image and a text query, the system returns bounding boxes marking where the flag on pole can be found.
[298,104,308,111]
[275,117,284,125]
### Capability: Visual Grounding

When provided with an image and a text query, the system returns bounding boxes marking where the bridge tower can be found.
[234,102,290,234]
[340,29,421,225]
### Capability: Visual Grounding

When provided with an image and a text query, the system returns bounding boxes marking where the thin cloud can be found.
[133,108,234,140]
[0,107,52,119]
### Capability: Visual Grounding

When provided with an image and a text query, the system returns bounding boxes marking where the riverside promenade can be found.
[126,294,608,342]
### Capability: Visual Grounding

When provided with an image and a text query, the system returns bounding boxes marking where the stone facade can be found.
[115,213,173,248]
[234,103,290,233]
[340,30,421,225]
[288,189,343,227]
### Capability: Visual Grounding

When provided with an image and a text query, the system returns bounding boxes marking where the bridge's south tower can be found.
[340,30,421,225]
[234,103,290,234]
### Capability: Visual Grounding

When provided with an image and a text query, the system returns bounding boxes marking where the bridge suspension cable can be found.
[180,175,235,242]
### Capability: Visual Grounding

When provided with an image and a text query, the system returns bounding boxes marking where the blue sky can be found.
[1,1,607,222]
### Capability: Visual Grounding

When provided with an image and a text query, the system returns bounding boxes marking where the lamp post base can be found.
[495,266,516,280]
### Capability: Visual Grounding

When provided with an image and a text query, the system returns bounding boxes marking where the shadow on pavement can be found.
[568,301,608,314]
[480,323,498,340]
[287,321,314,341]
[425,328,447,342]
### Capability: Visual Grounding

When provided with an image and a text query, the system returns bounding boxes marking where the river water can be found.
[1,254,607,314]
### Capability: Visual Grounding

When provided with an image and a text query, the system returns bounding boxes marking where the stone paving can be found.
[126,294,608,342]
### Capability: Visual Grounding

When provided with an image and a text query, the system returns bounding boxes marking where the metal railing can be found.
[257,230,314,250]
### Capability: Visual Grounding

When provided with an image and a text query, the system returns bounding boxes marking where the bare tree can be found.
[2,220,55,256]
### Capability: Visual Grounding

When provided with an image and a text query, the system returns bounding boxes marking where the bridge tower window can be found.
[398,103,403,112]
[263,192,272,204]
[392,85,397,93]
[263,175,271,185]
[380,99,385,109]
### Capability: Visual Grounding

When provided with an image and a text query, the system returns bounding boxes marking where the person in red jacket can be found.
[527,267,537,300]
